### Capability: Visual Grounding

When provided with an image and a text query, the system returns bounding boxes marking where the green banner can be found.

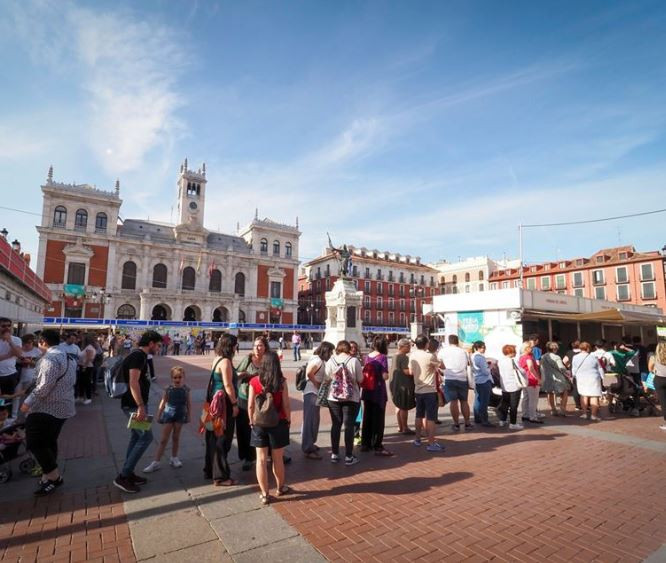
[63,284,86,297]
[270,298,284,309]
[458,311,484,345]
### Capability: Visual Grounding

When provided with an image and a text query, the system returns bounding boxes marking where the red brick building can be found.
[298,247,439,329]
[489,245,666,311]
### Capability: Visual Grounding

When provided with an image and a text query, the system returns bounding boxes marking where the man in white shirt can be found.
[0,318,23,397]
[58,333,81,362]
[438,335,472,430]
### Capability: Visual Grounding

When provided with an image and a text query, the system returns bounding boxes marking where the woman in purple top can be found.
[360,336,393,456]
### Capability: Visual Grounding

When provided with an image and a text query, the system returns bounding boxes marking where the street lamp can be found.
[91,288,112,319]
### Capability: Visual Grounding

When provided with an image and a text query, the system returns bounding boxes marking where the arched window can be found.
[238,309,246,323]
[152,263,167,288]
[75,209,88,230]
[117,304,136,319]
[234,272,245,296]
[452,274,457,283]
[213,307,229,322]
[121,261,137,290]
[285,242,292,257]
[478,270,484,281]
[53,206,67,228]
[95,212,107,232]
[182,266,196,291]
[465,272,470,282]
[260,238,268,253]
[209,269,222,292]
[273,240,280,256]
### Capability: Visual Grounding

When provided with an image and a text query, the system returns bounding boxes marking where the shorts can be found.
[444,379,469,402]
[159,405,187,424]
[250,419,290,449]
[415,393,439,421]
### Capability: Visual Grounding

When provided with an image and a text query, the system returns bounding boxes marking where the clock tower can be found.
[175,158,208,244]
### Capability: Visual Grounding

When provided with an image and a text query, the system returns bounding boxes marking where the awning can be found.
[522,308,665,325]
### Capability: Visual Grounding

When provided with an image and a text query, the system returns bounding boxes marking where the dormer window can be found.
[596,255,605,263]
[619,252,628,260]
[559,262,566,268]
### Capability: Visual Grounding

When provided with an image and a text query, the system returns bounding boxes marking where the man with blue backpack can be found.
[112,331,162,494]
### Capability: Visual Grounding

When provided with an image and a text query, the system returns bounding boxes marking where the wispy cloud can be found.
[6,1,189,174]
[0,128,46,159]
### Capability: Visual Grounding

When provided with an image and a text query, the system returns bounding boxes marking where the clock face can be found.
[189,201,198,210]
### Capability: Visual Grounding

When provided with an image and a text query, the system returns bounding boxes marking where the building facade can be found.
[489,246,666,311]
[298,246,439,329]
[429,256,520,295]
[36,160,301,324]
[0,234,50,331]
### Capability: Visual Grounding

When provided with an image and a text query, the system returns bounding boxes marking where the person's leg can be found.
[171,423,182,457]
[301,393,316,454]
[25,413,65,481]
[396,407,405,432]
[449,399,460,425]
[572,378,581,409]
[204,431,214,478]
[121,427,153,477]
[527,387,539,420]
[580,395,590,418]
[459,384,471,424]
[477,381,491,424]
[255,447,269,495]
[590,397,600,419]
[373,402,386,451]
[75,368,84,399]
[560,390,569,413]
[328,402,343,456]
[473,384,482,423]
[654,376,666,421]
[343,402,359,457]
[521,387,530,418]
[293,345,298,361]
[497,392,509,423]
[154,423,174,462]
[414,395,425,441]
[84,367,94,400]
[236,408,254,462]
[548,392,557,413]
[360,399,372,449]
[271,447,285,490]
[509,391,521,424]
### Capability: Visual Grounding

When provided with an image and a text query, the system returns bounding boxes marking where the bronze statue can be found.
[327,233,352,277]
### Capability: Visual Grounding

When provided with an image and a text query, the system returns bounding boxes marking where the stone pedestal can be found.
[323,278,364,346]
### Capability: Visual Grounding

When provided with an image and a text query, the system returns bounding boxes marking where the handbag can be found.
[466,355,475,390]
[252,389,280,428]
[199,358,225,437]
[315,378,331,407]
[511,360,528,389]
[435,370,446,407]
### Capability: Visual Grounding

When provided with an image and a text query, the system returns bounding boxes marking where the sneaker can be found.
[528,418,544,424]
[344,455,360,466]
[580,413,591,420]
[509,423,524,430]
[169,457,183,468]
[413,439,422,447]
[451,424,460,432]
[330,454,340,463]
[426,442,445,452]
[481,422,497,428]
[464,423,474,430]
[113,475,140,494]
[498,420,508,427]
[52,476,64,488]
[34,479,60,497]
[83,399,92,405]
[536,412,546,419]
[590,416,602,422]
[129,473,147,485]
[659,424,666,431]
[143,461,161,473]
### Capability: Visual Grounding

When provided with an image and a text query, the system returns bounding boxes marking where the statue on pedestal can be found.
[327,233,352,277]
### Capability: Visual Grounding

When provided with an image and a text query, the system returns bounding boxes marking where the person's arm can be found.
[156,390,167,420]
[648,355,655,373]
[306,358,322,387]
[220,359,239,418]
[128,367,146,421]
[381,356,389,380]
[22,355,68,413]
[354,358,364,384]
[282,383,291,424]
[247,384,256,425]
[0,334,23,361]
[526,358,540,382]
[186,387,192,423]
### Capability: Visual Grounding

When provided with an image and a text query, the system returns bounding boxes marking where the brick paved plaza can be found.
[1,354,665,562]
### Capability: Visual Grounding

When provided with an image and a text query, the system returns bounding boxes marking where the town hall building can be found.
[36,159,301,324]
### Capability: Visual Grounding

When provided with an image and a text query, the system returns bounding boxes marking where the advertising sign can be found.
[457,311,484,345]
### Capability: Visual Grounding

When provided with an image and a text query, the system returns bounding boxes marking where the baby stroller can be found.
[605,373,658,417]
[487,358,504,409]
[0,422,36,483]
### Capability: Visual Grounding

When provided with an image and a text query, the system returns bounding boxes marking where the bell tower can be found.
[176,158,207,229]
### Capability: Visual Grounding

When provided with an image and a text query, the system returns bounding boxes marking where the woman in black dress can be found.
[390,338,415,434]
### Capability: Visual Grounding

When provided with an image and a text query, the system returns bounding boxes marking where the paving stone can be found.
[209,508,299,555]
[234,535,326,562]
[149,539,232,562]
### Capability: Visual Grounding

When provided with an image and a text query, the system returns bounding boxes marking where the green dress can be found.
[390,353,415,410]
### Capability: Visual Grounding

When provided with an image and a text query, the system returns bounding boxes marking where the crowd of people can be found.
[2,317,665,502]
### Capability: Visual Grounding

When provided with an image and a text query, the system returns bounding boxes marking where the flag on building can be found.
[208,260,216,278]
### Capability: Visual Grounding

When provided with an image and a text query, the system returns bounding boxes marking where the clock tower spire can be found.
[176,158,207,229]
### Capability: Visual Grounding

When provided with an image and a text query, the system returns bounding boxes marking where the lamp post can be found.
[91,288,112,319]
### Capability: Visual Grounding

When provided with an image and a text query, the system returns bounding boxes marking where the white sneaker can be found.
[536,412,546,419]
[659,424,666,431]
[509,423,524,430]
[143,461,161,473]
[330,454,340,463]
[83,399,92,405]
[169,456,183,468]
[498,420,508,427]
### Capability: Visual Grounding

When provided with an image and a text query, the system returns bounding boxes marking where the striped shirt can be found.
[24,347,76,419]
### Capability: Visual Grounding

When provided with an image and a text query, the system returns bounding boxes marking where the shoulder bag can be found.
[199,358,225,437]
[511,359,528,389]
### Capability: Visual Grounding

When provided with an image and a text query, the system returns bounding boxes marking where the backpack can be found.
[330,358,354,400]
[295,363,308,392]
[252,390,280,428]
[361,361,378,391]
[104,350,144,399]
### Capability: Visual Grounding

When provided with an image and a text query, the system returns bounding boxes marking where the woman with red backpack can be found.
[360,336,393,456]
[324,340,363,466]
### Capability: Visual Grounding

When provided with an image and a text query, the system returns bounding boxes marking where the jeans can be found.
[361,400,386,451]
[498,390,522,424]
[654,375,666,422]
[301,393,320,454]
[75,367,93,400]
[25,412,66,474]
[328,401,360,457]
[121,409,153,477]
[293,344,301,361]
[473,380,492,424]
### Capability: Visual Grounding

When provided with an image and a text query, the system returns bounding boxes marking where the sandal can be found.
[304,452,322,460]
[374,449,395,457]
[259,493,270,505]
[214,479,237,487]
[275,485,292,497]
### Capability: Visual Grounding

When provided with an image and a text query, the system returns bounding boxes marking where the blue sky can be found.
[1,0,665,266]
